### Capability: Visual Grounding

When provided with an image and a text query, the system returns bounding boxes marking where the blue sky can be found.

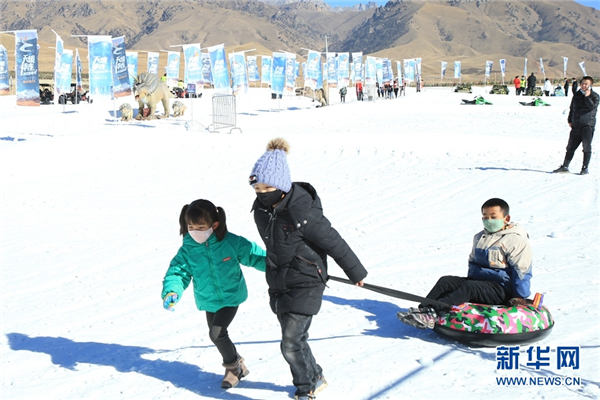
[325,0,600,9]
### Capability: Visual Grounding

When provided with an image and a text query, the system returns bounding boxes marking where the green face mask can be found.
[483,218,505,233]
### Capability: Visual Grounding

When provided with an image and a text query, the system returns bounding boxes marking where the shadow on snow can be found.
[6,332,291,400]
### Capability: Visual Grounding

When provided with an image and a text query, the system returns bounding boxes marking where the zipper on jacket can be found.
[205,241,224,305]
[295,255,328,286]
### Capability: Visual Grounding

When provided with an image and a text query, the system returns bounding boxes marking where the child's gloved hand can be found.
[163,292,179,311]
[509,297,527,306]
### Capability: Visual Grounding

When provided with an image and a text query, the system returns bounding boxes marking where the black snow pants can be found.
[564,125,594,168]
[421,275,511,315]
[206,306,239,364]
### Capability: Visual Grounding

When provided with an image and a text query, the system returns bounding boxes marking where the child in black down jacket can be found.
[249,138,368,400]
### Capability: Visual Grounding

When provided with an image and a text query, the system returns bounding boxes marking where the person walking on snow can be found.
[543,78,553,97]
[339,86,347,103]
[161,199,266,389]
[249,138,368,400]
[513,76,521,95]
[398,198,533,330]
[527,72,536,96]
[554,76,599,175]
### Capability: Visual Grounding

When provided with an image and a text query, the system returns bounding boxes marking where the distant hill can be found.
[1,0,598,79]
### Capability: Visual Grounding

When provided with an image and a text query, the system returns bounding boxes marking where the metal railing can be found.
[209,94,241,134]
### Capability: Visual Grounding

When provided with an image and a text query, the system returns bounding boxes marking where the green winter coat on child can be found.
[162,232,266,313]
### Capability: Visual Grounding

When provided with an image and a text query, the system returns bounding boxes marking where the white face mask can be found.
[189,228,213,244]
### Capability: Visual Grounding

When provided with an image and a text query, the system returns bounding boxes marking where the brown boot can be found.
[221,356,249,389]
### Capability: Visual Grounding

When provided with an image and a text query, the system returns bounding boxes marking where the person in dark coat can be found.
[249,138,368,400]
[554,76,599,175]
[572,77,578,94]
[526,72,537,96]
[564,78,570,96]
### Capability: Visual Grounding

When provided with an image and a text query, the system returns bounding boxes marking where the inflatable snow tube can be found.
[433,302,554,347]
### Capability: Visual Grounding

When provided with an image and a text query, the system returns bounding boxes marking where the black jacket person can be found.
[526,73,537,95]
[249,138,367,399]
[554,76,599,175]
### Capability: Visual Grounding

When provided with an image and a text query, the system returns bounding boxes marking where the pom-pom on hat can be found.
[249,138,292,192]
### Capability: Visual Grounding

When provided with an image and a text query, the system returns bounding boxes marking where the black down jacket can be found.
[252,182,368,316]
[568,89,599,128]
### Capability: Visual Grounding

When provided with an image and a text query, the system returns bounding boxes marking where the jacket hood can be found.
[482,223,528,238]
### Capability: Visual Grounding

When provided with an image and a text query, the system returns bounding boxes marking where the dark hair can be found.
[481,198,509,216]
[179,199,227,241]
[582,76,594,84]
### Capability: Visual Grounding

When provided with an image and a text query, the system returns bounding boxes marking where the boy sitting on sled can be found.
[398,198,533,329]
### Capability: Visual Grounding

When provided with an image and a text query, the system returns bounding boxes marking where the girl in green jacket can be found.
[161,199,266,389]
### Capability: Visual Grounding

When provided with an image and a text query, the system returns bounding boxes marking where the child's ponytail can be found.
[215,206,227,241]
[179,204,189,236]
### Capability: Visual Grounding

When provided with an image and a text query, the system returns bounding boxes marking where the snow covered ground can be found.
[1,86,599,400]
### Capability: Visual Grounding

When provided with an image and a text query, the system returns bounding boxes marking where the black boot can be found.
[553,165,569,173]
[581,153,592,175]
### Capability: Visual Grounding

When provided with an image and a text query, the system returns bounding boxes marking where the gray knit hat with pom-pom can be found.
[249,138,292,192]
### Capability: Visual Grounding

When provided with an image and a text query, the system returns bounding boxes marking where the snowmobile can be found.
[519,97,551,106]
[461,96,492,105]
[39,83,54,105]
[58,84,93,104]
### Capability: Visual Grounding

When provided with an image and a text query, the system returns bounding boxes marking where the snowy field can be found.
[1,86,599,400]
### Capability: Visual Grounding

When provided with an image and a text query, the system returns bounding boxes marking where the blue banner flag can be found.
[76,48,83,92]
[183,44,202,88]
[247,56,259,82]
[352,52,363,84]
[0,44,9,95]
[202,52,211,87]
[147,52,159,75]
[337,53,350,88]
[382,58,392,84]
[229,52,248,95]
[88,36,113,98]
[563,57,568,77]
[285,53,296,94]
[56,49,73,94]
[261,55,272,85]
[305,50,320,89]
[54,34,64,96]
[126,52,138,88]
[454,61,461,79]
[396,60,402,81]
[403,59,415,81]
[208,44,229,91]
[539,58,545,75]
[441,61,447,78]
[16,30,40,106]
[317,63,324,89]
[365,57,376,85]
[326,52,337,87]
[485,60,493,77]
[271,52,286,95]
[579,61,586,76]
[376,58,383,85]
[500,59,506,77]
[112,36,131,98]
[166,51,180,87]
[524,58,527,77]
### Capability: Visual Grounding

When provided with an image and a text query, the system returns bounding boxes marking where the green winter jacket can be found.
[162,232,266,313]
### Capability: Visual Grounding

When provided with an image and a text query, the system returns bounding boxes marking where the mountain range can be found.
[1,0,599,80]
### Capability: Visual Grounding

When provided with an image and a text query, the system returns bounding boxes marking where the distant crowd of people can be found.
[513,72,581,97]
